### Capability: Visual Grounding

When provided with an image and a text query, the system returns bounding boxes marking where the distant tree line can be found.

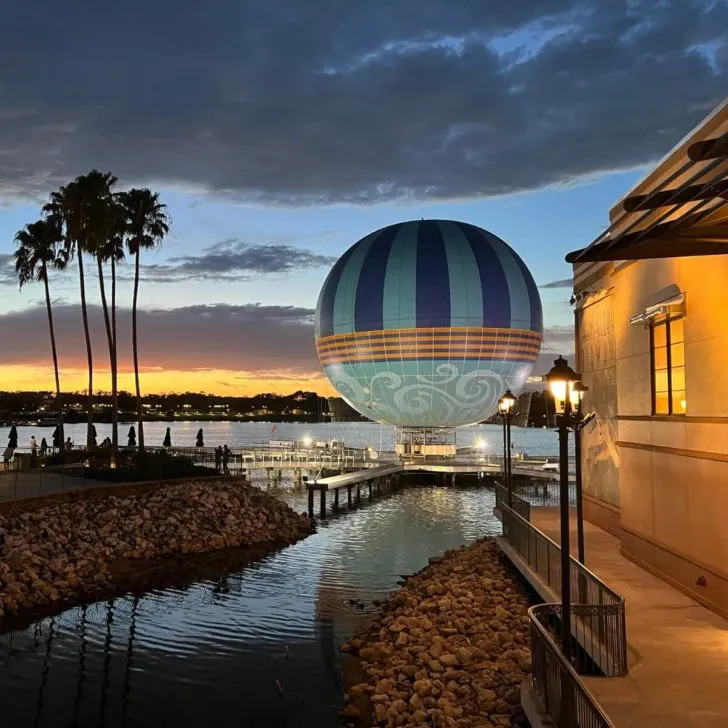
[13,171,170,461]
[0,390,328,423]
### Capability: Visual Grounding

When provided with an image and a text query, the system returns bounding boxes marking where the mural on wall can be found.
[578,293,620,507]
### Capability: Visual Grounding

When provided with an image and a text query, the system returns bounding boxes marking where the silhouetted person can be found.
[3,445,13,469]
[222,445,231,474]
[128,426,137,448]
[30,436,37,454]
[196,428,204,447]
[163,427,172,448]
[214,445,222,473]
[65,437,73,451]
[40,438,48,457]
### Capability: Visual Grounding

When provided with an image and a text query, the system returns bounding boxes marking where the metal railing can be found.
[494,482,531,521]
[132,445,367,470]
[0,462,90,502]
[501,504,627,678]
[530,603,617,728]
[512,481,577,509]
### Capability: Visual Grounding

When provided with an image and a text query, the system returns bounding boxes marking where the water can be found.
[6,420,568,457]
[0,485,503,727]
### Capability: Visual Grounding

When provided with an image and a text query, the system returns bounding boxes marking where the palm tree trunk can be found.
[78,253,94,450]
[111,254,119,459]
[42,266,64,447]
[96,255,115,465]
[133,250,144,452]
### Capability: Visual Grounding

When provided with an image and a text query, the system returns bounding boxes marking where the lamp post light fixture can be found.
[545,355,581,662]
[498,389,517,506]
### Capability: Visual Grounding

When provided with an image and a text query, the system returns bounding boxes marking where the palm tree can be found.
[118,189,170,452]
[14,219,68,446]
[44,181,96,449]
[74,171,121,462]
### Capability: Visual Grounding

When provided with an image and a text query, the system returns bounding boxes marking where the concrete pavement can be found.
[532,509,728,728]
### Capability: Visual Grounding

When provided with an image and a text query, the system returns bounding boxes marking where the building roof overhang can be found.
[567,97,728,264]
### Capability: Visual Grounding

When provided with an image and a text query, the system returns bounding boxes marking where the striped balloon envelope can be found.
[315,220,543,427]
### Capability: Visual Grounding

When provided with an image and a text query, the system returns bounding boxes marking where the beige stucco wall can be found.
[577,253,728,611]
[576,280,619,509]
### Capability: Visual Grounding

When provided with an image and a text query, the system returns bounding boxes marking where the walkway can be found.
[0,471,109,503]
[531,509,728,728]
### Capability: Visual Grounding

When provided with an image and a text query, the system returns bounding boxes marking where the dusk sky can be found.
[0,0,726,396]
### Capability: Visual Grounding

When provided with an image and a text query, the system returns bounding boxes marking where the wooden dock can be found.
[305,459,564,517]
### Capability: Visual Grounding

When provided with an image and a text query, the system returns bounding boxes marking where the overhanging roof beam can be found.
[623,180,728,212]
[688,133,728,162]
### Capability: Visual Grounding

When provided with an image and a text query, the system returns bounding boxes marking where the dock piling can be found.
[319,489,326,519]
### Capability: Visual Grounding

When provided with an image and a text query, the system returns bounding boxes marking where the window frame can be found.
[649,315,685,416]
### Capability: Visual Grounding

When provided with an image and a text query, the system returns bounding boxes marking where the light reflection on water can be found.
[0,485,502,727]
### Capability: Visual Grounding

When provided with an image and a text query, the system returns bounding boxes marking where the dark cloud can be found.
[0,299,573,386]
[140,239,336,282]
[540,278,572,289]
[0,1,725,203]
[0,303,320,375]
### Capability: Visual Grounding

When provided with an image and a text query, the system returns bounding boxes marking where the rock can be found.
[338,538,532,726]
[340,704,360,718]
[0,478,313,617]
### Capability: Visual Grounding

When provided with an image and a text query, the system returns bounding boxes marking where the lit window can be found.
[650,316,686,415]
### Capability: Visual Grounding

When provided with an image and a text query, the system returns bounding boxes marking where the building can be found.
[568,98,728,617]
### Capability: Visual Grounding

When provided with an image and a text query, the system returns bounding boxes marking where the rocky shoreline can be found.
[0,478,313,618]
[340,539,532,728]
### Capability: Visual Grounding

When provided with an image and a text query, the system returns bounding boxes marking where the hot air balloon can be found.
[315,220,543,430]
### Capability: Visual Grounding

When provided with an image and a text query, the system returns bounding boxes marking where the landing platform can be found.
[532,509,728,728]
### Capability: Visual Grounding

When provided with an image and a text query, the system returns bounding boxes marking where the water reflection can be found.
[0,486,501,727]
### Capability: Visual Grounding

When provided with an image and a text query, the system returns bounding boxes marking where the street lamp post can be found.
[498,389,517,506]
[545,356,582,662]
[570,381,588,565]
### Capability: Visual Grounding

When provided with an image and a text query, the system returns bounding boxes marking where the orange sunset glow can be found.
[0,364,336,397]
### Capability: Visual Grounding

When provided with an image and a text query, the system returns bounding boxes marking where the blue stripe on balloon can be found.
[485,230,531,330]
[317,244,356,337]
[437,220,483,328]
[416,220,451,328]
[512,251,543,333]
[455,222,511,328]
[382,222,418,330]
[354,223,402,331]
[333,230,380,334]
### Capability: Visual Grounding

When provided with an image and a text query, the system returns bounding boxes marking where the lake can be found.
[1,484,504,727]
[6,420,569,458]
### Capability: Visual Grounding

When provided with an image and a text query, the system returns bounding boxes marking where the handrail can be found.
[494,482,531,521]
[500,503,627,677]
[500,502,627,726]
[530,604,617,728]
